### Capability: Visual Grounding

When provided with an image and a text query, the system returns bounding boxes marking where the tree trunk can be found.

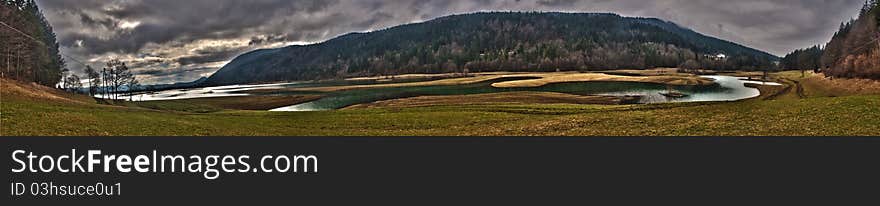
[3,46,8,79]
[15,46,20,80]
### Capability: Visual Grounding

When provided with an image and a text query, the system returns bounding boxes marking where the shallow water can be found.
[109,77,444,101]
[109,74,779,111]
[598,75,764,103]
[739,78,783,86]
[111,82,299,101]
[270,75,777,111]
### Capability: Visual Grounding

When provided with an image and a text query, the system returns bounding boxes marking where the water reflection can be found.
[98,82,304,101]
[599,75,765,103]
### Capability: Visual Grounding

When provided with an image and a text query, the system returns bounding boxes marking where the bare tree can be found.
[84,65,99,96]
[63,74,81,93]
[678,59,701,73]
[101,59,135,100]
[58,67,69,89]
[126,73,139,101]
[101,67,108,99]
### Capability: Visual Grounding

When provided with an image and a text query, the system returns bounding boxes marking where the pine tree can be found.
[0,0,65,86]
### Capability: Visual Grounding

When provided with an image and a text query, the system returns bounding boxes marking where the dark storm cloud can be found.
[138,67,215,77]
[177,46,249,66]
[35,0,867,85]
[248,34,289,46]
[46,0,338,53]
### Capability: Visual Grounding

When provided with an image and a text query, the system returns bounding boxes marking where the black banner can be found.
[4,137,880,204]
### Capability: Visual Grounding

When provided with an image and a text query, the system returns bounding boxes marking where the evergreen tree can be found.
[0,0,65,86]
[819,0,880,79]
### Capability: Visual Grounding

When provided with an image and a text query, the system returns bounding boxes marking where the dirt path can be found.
[759,77,802,100]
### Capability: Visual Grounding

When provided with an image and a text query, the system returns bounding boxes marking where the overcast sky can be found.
[37,0,865,85]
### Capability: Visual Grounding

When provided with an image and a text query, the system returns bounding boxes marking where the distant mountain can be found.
[205,12,778,86]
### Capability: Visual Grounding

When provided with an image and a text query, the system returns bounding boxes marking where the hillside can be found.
[0,78,94,104]
[820,1,880,79]
[204,12,777,86]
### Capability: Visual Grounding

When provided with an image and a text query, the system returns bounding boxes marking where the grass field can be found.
[2,71,879,136]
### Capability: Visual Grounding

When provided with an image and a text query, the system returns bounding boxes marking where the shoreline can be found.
[246,70,716,94]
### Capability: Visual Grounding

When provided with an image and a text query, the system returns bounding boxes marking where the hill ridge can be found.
[205,12,778,86]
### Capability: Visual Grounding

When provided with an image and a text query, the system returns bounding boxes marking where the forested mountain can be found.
[0,0,65,86]
[820,0,880,79]
[205,12,778,86]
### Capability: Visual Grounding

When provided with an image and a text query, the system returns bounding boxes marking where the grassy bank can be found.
[136,95,322,111]
[2,72,879,136]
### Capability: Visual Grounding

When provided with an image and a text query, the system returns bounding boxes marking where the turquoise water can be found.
[270,75,763,111]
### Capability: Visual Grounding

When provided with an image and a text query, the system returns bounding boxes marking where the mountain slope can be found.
[205,12,777,86]
[820,1,879,79]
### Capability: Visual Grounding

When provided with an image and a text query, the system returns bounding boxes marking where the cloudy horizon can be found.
[37,0,866,85]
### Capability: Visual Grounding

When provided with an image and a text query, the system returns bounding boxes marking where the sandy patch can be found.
[490,72,715,88]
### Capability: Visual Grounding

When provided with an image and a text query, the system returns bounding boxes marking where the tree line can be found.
[0,0,64,86]
[206,12,779,85]
[2,0,139,100]
[781,45,823,75]
[350,12,778,74]
[804,0,880,79]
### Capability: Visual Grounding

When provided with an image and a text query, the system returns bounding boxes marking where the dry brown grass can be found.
[801,73,880,97]
[0,78,95,104]
[490,72,714,88]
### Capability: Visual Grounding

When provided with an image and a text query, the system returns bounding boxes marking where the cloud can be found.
[537,0,579,7]
[36,0,867,85]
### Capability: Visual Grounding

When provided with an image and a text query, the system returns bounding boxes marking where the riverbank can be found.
[246,71,714,94]
[3,72,878,136]
[344,91,638,109]
[134,95,322,111]
[344,74,778,110]
[489,72,715,88]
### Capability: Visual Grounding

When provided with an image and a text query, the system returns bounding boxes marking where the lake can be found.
[112,77,447,101]
[118,74,779,111]
[270,75,777,111]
